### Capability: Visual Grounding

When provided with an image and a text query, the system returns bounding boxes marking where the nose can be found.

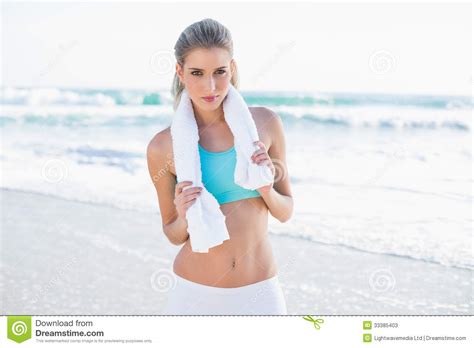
[204,75,216,92]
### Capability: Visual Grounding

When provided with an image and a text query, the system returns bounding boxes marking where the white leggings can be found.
[161,271,287,315]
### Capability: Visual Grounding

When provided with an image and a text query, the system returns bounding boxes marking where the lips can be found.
[202,95,218,102]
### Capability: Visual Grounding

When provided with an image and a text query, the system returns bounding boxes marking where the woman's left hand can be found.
[251,141,275,195]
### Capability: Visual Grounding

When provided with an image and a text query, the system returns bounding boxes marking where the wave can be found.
[1,87,471,132]
[0,86,172,106]
[289,114,470,131]
[2,86,472,109]
[1,106,470,132]
[268,224,474,271]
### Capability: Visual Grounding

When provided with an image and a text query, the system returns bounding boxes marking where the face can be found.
[176,47,234,111]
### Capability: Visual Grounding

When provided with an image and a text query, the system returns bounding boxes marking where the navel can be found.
[231,258,236,270]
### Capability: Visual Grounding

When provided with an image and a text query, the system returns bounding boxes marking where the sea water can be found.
[1,86,472,270]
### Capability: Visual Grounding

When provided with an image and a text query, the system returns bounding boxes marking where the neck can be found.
[192,103,225,128]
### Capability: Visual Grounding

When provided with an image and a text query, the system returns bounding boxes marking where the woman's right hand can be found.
[174,181,203,220]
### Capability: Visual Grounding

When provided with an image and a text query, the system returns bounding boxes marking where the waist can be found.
[174,196,273,286]
[171,270,281,294]
[174,228,276,287]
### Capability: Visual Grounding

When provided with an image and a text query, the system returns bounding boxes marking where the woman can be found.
[147,18,293,315]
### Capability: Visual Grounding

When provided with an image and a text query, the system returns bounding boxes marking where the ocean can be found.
[1,86,472,272]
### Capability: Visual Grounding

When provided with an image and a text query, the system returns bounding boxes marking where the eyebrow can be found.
[188,66,227,71]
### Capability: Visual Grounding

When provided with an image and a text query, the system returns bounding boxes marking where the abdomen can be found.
[173,197,278,287]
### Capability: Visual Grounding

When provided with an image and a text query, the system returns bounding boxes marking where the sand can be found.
[1,188,471,315]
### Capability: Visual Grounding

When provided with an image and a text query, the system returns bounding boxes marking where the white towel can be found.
[170,84,274,253]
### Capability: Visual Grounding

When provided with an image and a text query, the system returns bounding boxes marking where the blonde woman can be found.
[147,18,293,315]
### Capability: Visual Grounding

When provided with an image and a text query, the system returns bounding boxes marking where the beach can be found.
[1,87,472,315]
[1,188,471,315]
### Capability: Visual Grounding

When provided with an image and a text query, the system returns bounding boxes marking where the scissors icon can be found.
[303,315,324,330]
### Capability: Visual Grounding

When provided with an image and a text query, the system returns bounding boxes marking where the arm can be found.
[146,131,190,245]
[163,215,189,246]
[259,184,293,223]
[253,110,294,223]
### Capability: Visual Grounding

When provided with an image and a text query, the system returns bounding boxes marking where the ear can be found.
[176,63,184,83]
[230,59,236,75]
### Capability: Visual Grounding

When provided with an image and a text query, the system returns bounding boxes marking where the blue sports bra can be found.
[198,142,261,205]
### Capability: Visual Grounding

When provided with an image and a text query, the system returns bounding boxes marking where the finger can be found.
[177,181,193,188]
[184,199,197,209]
[182,187,202,195]
[253,141,266,150]
[253,153,269,163]
[183,191,202,201]
[251,151,267,163]
[176,181,192,190]
[176,181,193,194]
[183,192,201,203]
[251,149,265,158]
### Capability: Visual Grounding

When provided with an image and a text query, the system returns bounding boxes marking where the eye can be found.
[191,70,226,76]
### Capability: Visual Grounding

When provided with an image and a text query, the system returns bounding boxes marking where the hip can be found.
[161,269,287,315]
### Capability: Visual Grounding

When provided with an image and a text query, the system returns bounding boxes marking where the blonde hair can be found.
[171,18,240,111]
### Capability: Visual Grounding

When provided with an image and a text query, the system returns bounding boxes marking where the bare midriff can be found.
[172,196,278,288]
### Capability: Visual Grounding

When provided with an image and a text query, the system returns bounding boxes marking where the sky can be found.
[1,1,472,96]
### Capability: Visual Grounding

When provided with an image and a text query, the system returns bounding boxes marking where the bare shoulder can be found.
[248,106,282,147]
[146,126,175,174]
[147,126,171,153]
[249,106,278,122]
